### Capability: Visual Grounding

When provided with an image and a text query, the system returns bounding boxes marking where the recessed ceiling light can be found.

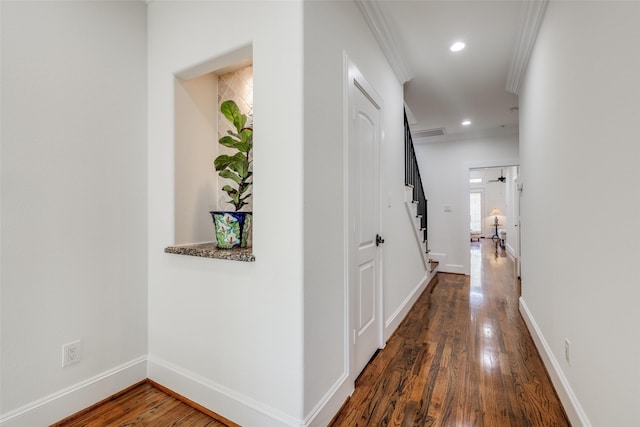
[462,120,471,126]
[450,41,466,52]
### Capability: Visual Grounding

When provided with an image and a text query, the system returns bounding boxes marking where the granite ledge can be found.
[164,242,255,262]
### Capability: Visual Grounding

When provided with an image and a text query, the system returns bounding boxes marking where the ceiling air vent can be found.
[412,128,446,139]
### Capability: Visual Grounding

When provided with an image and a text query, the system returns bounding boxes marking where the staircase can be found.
[404,112,438,273]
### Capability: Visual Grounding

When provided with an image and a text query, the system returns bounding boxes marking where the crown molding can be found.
[505,0,549,95]
[355,0,414,84]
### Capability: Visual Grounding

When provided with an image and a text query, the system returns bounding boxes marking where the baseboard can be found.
[425,253,466,275]
[519,298,591,427]
[304,373,352,427]
[441,264,465,274]
[384,272,433,340]
[147,356,303,427]
[505,243,516,259]
[0,356,147,427]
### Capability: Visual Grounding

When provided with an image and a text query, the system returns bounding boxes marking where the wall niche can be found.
[170,45,254,260]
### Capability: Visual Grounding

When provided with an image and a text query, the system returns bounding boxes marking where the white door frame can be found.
[515,173,522,279]
[344,55,384,383]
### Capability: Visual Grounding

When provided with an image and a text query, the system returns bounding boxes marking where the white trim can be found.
[147,356,303,427]
[340,48,352,420]
[441,264,465,275]
[384,274,429,340]
[506,0,549,94]
[505,242,517,259]
[354,0,413,84]
[0,357,147,427]
[341,50,352,409]
[519,298,591,427]
[303,373,351,427]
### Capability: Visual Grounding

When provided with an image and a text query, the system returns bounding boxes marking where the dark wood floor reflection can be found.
[331,239,569,426]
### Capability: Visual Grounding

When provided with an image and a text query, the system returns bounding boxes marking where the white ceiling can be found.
[375,1,523,143]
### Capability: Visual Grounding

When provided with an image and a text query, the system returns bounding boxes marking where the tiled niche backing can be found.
[217,65,254,212]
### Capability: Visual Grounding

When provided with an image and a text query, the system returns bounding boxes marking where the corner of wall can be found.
[0,358,147,427]
[147,357,303,427]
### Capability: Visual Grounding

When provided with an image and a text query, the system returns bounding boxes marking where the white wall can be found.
[519,2,640,426]
[147,2,304,425]
[415,134,518,274]
[174,73,218,245]
[0,1,147,424]
[303,2,431,423]
[0,2,459,425]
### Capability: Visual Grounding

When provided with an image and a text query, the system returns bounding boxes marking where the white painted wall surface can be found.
[174,73,218,245]
[415,135,518,274]
[147,2,304,425]
[519,2,640,425]
[303,2,431,423]
[1,1,147,423]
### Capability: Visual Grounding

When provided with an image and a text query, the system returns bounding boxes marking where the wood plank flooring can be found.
[330,239,569,426]
[52,240,567,426]
[51,380,231,427]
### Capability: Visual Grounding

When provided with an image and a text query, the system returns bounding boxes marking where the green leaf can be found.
[222,185,237,194]
[219,169,242,185]
[214,154,234,171]
[220,100,246,132]
[218,135,242,149]
[239,129,253,153]
[222,153,249,179]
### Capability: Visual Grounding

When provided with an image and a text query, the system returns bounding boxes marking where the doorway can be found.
[468,165,519,267]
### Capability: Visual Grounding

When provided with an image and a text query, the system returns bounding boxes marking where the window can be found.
[470,192,482,233]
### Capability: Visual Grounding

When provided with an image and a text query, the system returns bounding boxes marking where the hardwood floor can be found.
[52,240,567,427]
[330,239,569,426]
[51,380,233,427]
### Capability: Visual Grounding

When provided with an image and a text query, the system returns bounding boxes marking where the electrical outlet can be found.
[564,338,571,365]
[62,340,82,367]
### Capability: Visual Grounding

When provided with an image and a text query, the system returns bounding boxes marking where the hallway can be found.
[330,239,569,426]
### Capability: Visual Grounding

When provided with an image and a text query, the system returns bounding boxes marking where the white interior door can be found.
[348,65,382,377]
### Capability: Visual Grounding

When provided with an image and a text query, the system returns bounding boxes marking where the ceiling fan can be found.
[488,169,506,183]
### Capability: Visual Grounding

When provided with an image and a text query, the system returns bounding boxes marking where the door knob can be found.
[376,234,385,246]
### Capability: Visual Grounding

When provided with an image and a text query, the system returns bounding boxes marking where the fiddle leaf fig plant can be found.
[214,100,253,211]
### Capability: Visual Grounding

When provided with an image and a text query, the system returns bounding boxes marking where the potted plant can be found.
[210,100,253,248]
